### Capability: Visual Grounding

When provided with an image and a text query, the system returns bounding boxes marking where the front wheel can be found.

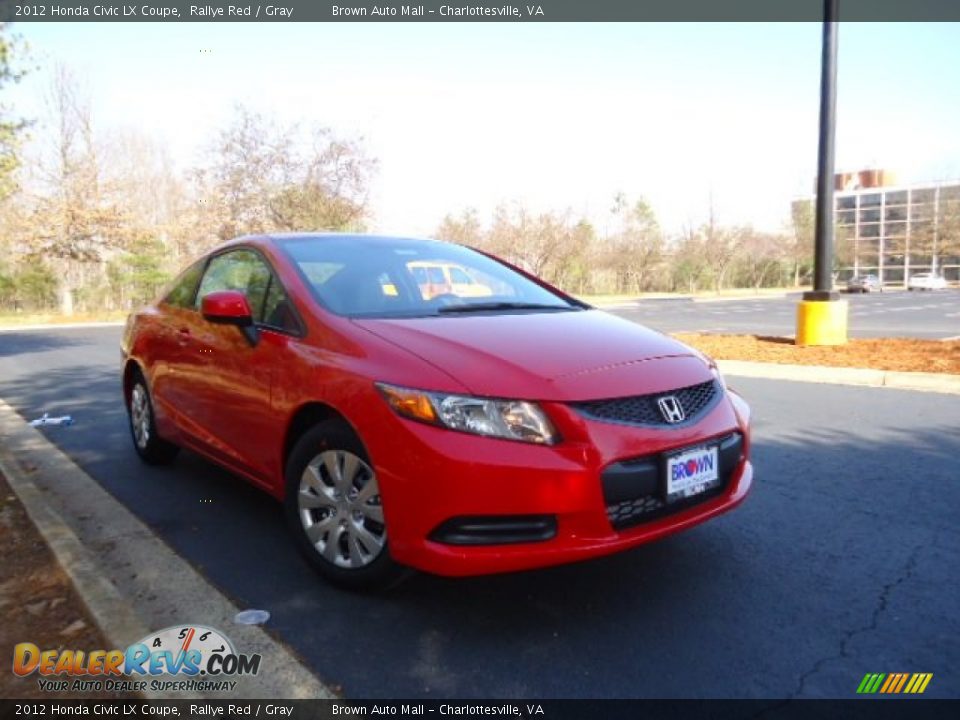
[285,421,406,590]
[127,370,180,465]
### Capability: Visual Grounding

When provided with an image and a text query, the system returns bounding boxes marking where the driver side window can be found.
[196,250,270,311]
[195,249,299,334]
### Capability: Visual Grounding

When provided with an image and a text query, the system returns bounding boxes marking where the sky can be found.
[9,21,960,236]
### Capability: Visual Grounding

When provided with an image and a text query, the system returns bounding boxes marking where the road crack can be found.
[790,541,927,699]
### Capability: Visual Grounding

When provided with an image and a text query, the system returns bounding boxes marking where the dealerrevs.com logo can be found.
[12,624,262,694]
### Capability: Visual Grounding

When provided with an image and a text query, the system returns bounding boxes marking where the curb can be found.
[717,359,960,395]
[0,398,335,699]
[0,455,152,661]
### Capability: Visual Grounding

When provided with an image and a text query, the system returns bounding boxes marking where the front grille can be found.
[608,495,666,527]
[572,380,720,427]
[602,432,743,530]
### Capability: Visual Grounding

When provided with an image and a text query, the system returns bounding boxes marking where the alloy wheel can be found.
[130,383,151,450]
[298,450,386,569]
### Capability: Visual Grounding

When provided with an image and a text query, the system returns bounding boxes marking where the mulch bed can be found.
[672,334,960,375]
[0,472,136,699]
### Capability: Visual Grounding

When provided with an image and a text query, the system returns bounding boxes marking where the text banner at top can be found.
[4,0,960,22]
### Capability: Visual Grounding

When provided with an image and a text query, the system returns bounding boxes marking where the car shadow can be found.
[0,331,89,358]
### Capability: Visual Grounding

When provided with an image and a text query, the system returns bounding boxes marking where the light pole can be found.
[796,0,849,345]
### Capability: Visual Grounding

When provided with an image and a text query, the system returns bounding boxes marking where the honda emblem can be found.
[657,395,685,424]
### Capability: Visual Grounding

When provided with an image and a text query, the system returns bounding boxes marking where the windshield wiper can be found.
[437,302,577,314]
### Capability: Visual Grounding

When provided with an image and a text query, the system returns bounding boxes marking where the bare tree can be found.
[602,195,664,293]
[698,203,746,293]
[789,199,814,286]
[204,107,375,240]
[483,204,591,290]
[737,230,784,290]
[0,24,29,202]
[834,224,856,274]
[670,226,709,293]
[437,204,593,293]
[30,66,126,314]
[436,208,483,247]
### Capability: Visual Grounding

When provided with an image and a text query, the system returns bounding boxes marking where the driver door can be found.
[180,248,300,486]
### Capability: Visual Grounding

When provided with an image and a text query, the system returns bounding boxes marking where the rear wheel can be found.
[285,420,406,590]
[127,370,179,465]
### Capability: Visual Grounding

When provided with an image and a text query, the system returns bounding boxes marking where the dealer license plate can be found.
[666,444,719,502]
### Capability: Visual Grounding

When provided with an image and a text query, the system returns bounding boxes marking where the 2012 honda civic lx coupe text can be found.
[122,234,753,589]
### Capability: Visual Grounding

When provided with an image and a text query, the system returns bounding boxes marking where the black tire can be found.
[284,420,407,591]
[127,369,180,465]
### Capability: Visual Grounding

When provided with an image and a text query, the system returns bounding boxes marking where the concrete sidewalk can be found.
[0,398,334,700]
[717,359,960,395]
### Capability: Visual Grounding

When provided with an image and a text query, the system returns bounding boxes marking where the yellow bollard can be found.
[796,299,849,346]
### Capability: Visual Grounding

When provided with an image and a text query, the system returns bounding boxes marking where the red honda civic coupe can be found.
[121,233,753,589]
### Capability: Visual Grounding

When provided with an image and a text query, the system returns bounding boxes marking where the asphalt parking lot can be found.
[0,326,957,698]
[609,290,960,340]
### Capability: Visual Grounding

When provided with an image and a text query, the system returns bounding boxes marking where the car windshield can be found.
[279,235,580,318]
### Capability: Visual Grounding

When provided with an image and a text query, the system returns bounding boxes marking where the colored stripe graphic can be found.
[857,673,886,694]
[881,673,905,693]
[906,673,933,693]
[893,673,910,693]
[879,674,896,693]
[857,672,932,694]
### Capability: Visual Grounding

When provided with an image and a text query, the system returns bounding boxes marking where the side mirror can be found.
[201,291,259,346]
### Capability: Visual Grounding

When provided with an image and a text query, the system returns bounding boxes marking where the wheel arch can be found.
[282,402,361,477]
[122,358,143,406]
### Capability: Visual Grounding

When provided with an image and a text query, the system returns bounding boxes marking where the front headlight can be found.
[376,383,558,445]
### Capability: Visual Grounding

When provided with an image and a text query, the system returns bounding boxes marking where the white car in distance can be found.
[907,273,948,291]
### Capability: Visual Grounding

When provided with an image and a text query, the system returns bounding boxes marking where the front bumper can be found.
[367,389,753,577]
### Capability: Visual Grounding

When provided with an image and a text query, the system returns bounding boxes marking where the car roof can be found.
[213,233,453,254]
[264,232,443,245]
[408,260,466,267]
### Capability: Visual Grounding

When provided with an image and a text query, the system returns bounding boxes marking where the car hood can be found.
[352,309,712,401]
